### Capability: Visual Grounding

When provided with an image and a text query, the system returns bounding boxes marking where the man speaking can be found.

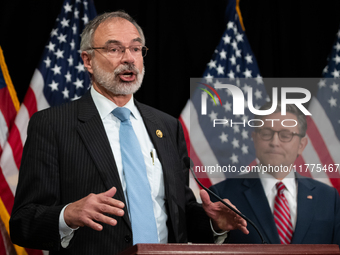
[10,11,248,254]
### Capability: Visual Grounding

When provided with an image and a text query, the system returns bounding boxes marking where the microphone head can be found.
[183,157,194,169]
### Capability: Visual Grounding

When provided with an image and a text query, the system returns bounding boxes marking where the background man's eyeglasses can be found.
[255,129,304,142]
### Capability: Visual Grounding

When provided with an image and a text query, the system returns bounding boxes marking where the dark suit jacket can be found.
[10,92,213,254]
[209,173,340,245]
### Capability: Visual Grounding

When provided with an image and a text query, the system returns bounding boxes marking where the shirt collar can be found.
[90,87,139,120]
[260,169,296,198]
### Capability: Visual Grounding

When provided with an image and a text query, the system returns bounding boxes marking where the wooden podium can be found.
[118,243,340,255]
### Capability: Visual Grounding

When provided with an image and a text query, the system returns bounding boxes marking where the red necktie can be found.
[274,182,293,244]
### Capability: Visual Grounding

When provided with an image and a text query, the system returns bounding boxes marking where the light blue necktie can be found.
[112,107,158,244]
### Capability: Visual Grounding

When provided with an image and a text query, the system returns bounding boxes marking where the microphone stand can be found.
[185,157,267,244]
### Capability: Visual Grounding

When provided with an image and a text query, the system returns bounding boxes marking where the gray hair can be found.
[253,101,307,137]
[80,11,145,55]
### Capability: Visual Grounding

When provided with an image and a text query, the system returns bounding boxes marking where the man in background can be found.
[210,102,340,245]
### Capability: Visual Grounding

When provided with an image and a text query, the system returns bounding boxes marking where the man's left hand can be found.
[200,189,249,234]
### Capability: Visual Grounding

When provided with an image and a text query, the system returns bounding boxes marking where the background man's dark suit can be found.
[210,173,340,245]
[10,91,213,254]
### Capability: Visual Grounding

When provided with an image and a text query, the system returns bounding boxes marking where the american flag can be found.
[303,26,340,193]
[0,45,23,255]
[180,0,267,199]
[180,0,340,199]
[0,0,96,254]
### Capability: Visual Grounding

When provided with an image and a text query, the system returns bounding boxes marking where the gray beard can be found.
[92,61,145,95]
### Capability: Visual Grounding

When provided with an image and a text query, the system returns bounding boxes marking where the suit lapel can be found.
[291,177,316,244]
[76,92,131,230]
[243,178,280,244]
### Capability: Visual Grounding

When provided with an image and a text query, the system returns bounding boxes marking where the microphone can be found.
[183,156,267,244]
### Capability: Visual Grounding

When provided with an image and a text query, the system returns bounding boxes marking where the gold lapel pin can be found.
[156,130,163,138]
[307,195,313,199]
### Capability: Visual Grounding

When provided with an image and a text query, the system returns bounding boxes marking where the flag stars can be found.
[318,79,326,88]
[74,8,79,19]
[231,40,238,50]
[223,34,231,44]
[216,64,224,75]
[223,117,230,127]
[84,1,88,9]
[231,138,240,148]
[224,101,232,112]
[334,43,340,52]
[323,66,328,74]
[68,55,74,66]
[333,55,340,64]
[245,54,253,64]
[44,56,51,68]
[229,55,236,65]
[65,71,72,82]
[242,84,251,94]
[228,70,235,80]
[330,82,339,93]
[70,39,75,50]
[72,94,81,101]
[54,49,64,59]
[210,95,220,105]
[75,62,85,73]
[241,129,249,139]
[233,125,240,134]
[254,89,262,99]
[236,65,241,73]
[64,2,73,13]
[255,74,263,84]
[236,33,244,42]
[207,60,216,69]
[204,73,214,83]
[57,33,67,44]
[227,21,234,30]
[243,68,252,78]
[235,49,242,58]
[214,79,223,90]
[60,18,70,28]
[82,14,89,24]
[219,132,228,143]
[72,24,77,34]
[230,153,238,164]
[209,111,218,121]
[46,42,55,52]
[241,144,249,154]
[328,97,337,107]
[48,80,59,91]
[50,28,58,37]
[62,87,70,99]
[242,115,249,123]
[331,68,340,78]
[219,49,227,60]
[51,64,62,75]
[73,78,84,89]
[233,27,237,35]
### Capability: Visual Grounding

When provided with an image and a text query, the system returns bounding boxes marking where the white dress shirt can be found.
[212,169,298,244]
[59,87,168,246]
[259,170,298,230]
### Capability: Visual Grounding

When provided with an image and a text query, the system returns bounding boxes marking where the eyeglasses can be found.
[88,44,148,58]
[255,128,304,142]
